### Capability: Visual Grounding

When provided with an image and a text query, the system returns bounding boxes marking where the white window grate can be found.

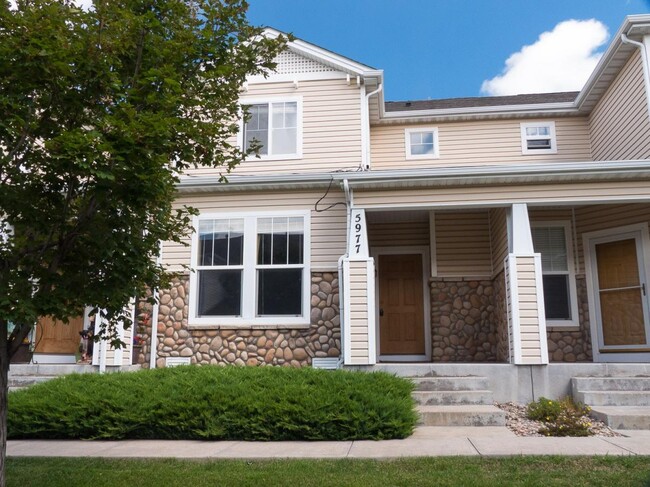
[312,357,341,370]
[273,51,335,75]
[165,357,192,367]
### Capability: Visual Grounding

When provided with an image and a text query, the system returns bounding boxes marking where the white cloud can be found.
[481,19,609,96]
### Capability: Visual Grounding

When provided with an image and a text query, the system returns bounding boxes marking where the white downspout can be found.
[149,241,163,369]
[621,33,650,120]
[362,83,383,170]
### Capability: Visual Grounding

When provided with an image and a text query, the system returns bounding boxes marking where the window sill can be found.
[187,322,311,331]
[244,154,302,162]
[546,323,580,331]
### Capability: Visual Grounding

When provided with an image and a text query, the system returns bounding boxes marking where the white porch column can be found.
[342,209,376,365]
[505,204,549,365]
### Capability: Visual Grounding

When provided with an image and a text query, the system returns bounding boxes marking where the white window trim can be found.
[189,209,311,328]
[404,127,440,160]
[520,121,557,155]
[238,95,303,161]
[531,220,579,328]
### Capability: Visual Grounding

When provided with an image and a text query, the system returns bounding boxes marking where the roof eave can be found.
[382,102,578,122]
[333,160,650,189]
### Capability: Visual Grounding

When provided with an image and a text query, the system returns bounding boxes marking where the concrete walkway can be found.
[7,427,650,459]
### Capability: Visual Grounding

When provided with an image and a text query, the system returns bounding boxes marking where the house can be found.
[32,15,650,403]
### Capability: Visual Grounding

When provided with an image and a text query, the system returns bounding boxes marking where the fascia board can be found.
[333,160,650,188]
[575,15,650,111]
[176,173,335,193]
[382,102,577,121]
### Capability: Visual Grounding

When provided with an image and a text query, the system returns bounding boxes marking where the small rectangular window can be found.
[521,122,557,154]
[405,127,439,159]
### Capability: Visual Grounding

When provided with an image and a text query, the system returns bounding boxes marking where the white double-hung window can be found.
[531,222,579,327]
[241,97,302,159]
[190,211,310,327]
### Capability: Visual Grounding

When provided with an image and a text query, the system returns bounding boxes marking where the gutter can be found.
[332,160,650,190]
[382,101,577,122]
[177,160,650,193]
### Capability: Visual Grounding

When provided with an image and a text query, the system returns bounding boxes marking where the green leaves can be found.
[0,0,285,341]
[8,367,418,441]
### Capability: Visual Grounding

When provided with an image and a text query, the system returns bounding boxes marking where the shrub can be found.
[8,366,417,441]
[527,397,592,437]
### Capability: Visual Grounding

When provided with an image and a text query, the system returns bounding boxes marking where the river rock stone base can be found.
[546,276,593,362]
[153,272,340,367]
[430,278,498,362]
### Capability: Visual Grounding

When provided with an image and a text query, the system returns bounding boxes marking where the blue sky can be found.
[247,0,650,101]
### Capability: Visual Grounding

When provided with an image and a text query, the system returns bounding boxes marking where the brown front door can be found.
[34,316,84,354]
[378,253,425,356]
[595,238,648,347]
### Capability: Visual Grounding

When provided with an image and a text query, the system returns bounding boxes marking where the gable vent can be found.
[274,51,335,75]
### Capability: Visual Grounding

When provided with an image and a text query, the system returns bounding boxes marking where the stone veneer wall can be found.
[546,276,593,362]
[430,278,498,362]
[493,271,510,363]
[149,272,340,368]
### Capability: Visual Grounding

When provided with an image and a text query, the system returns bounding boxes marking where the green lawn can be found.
[7,456,650,487]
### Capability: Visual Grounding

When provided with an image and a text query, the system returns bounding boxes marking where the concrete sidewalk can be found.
[7,427,650,459]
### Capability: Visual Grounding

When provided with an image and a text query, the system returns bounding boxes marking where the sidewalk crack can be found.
[600,437,637,455]
[346,441,354,458]
[467,438,482,456]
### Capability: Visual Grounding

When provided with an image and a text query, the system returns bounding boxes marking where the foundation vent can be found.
[165,357,192,368]
[311,358,342,370]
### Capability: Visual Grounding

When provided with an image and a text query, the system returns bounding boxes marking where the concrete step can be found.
[589,406,650,430]
[572,377,650,393]
[411,376,490,392]
[576,391,650,407]
[8,364,97,376]
[412,390,494,406]
[418,405,506,427]
[7,376,55,388]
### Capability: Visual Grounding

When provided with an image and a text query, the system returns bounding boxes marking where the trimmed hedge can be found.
[8,366,417,441]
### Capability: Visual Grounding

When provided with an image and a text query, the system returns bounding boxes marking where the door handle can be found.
[379,308,384,316]
[643,283,646,296]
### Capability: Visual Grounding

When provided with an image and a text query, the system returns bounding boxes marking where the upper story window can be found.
[520,122,557,155]
[405,127,439,159]
[531,222,579,327]
[190,211,310,327]
[241,97,302,160]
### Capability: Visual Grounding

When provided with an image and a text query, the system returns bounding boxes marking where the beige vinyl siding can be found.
[516,256,543,363]
[575,203,650,273]
[183,78,362,178]
[435,210,491,277]
[370,117,591,171]
[353,180,650,209]
[347,260,370,363]
[162,189,347,272]
[505,260,514,357]
[590,50,650,161]
[490,208,508,276]
[367,220,429,248]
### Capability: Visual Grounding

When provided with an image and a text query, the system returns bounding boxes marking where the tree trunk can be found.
[0,319,8,487]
